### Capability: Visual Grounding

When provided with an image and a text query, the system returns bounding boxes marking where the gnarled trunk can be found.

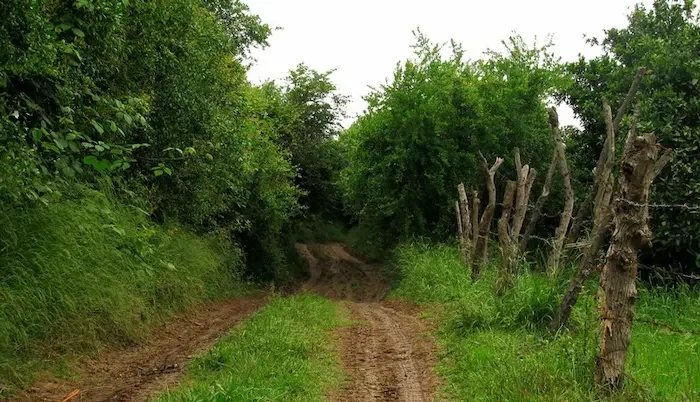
[595,132,670,392]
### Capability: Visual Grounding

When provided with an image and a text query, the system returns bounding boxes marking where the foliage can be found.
[561,0,700,272]
[340,32,566,251]
[390,242,700,401]
[261,64,349,219]
[0,188,248,390]
[155,295,345,402]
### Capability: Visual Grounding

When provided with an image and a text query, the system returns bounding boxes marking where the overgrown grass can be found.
[0,188,248,392]
[154,294,344,402]
[390,242,700,401]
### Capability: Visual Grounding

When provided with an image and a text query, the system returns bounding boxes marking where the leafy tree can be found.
[562,0,700,272]
[340,32,565,250]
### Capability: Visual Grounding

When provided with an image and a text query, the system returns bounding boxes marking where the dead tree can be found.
[552,103,617,330]
[457,183,471,265]
[496,181,517,295]
[472,153,504,280]
[568,68,647,243]
[512,148,537,248]
[520,146,558,251]
[471,190,480,244]
[547,108,574,275]
[455,201,468,266]
[595,132,671,392]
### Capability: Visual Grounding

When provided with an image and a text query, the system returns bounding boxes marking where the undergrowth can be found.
[0,188,248,392]
[154,294,344,402]
[390,242,700,401]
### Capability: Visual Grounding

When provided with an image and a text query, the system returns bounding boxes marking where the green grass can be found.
[0,188,248,392]
[389,242,700,401]
[153,294,345,402]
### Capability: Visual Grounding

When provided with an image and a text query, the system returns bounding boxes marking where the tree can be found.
[562,0,700,273]
[340,32,565,250]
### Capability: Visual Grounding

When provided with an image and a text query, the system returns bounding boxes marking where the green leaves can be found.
[152,163,172,177]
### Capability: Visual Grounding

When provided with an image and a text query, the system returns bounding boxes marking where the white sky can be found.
[246,0,651,128]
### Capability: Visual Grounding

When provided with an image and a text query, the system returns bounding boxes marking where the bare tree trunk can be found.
[552,104,618,330]
[547,108,574,276]
[595,132,670,392]
[471,190,480,245]
[496,181,517,295]
[457,183,471,265]
[568,68,647,243]
[520,139,559,252]
[472,153,504,280]
[456,201,468,266]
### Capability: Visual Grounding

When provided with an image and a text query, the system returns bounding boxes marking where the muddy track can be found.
[11,295,267,402]
[298,243,437,402]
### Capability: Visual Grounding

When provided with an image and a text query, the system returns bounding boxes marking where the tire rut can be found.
[298,243,437,402]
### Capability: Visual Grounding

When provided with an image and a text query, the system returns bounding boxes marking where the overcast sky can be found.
[246,0,651,127]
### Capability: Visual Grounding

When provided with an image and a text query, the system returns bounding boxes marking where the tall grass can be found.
[0,188,248,391]
[390,242,700,401]
[154,295,344,402]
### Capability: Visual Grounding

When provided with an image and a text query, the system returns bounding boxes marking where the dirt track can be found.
[297,244,437,402]
[10,295,267,402]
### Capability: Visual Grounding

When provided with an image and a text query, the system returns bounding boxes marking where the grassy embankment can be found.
[154,295,345,402]
[0,188,249,392]
[389,242,700,401]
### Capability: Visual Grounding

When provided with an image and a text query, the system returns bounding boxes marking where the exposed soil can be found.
[297,243,437,402]
[10,295,267,402]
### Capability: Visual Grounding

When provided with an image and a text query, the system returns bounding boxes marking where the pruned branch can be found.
[568,68,646,243]
[472,153,504,280]
[548,107,574,275]
[521,147,557,251]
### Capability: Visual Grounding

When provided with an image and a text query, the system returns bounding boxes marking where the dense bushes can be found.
[562,0,700,272]
[340,33,564,252]
[0,0,348,280]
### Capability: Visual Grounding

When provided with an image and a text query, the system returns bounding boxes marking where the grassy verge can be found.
[154,294,345,402]
[390,242,700,401]
[0,188,248,392]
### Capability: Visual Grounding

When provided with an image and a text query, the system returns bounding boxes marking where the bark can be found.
[457,183,471,265]
[568,68,647,243]
[547,108,574,276]
[513,166,537,241]
[472,153,504,280]
[496,181,517,295]
[520,148,558,251]
[552,104,618,330]
[456,201,468,267]
[595,132,670,392]
[471,190,480,245]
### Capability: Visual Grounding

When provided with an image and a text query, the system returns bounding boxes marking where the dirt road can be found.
[297,244,437,402]
[11,295,267,402]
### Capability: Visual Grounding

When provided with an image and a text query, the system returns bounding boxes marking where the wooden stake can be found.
[472,153,504,280]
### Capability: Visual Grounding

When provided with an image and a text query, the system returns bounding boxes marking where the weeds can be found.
[154,295,344,402]
[390,241,700,401]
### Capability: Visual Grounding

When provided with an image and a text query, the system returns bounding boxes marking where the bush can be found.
[340,33,565,252]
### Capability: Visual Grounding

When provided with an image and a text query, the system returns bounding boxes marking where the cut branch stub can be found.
[521,147,558,251]
[472,153,504,280]
[547,107,574,276]
[471,190,480,244]
[496,180,517,295]
[552,103,616,330]
[457,183,472,266]
[568,68,647,244]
